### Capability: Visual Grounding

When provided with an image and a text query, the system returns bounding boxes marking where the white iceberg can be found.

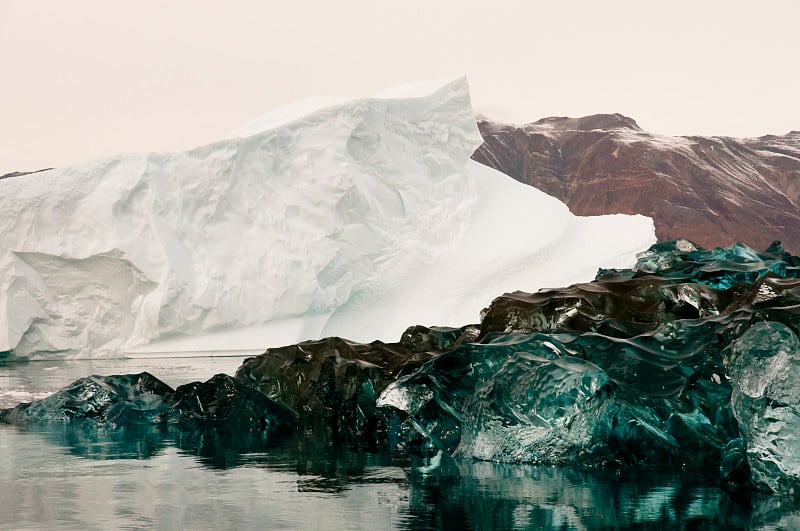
[0,77,655,359]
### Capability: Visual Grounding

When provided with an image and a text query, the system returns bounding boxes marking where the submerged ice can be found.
[0,77,653,359]
[6,240,800,496]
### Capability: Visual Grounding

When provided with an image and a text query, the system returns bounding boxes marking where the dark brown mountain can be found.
[473,114,800,253]
[0,168,53,180]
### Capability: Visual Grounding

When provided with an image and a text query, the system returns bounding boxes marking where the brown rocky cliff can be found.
[473,114,800,253]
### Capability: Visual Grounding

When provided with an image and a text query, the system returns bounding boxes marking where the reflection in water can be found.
[29,423,170,460]
[405,458,738,530]
[5,423,800,529]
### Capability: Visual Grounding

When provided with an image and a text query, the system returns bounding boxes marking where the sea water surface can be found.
[1,357,797,530]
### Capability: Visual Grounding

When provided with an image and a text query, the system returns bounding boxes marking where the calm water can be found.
[1,357,798,530]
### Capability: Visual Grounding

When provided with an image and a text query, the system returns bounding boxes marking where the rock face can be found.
[473,115,800,253]
[0,169,53,180]
[0,80,654,360]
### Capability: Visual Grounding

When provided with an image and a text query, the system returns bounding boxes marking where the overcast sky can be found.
[1,1,798,173]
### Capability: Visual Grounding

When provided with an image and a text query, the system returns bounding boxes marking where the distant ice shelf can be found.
[0,77,655,359]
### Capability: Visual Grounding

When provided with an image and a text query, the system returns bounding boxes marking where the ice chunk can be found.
[628,240,799,289]
[457,352,609,463]
[0,372,172,427]
[726,321,800,493]
[235,326,478,443]
[169,373,295,431]
[0,372,295,433]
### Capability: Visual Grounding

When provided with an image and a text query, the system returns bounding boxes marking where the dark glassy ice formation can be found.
[0,372,173,426]
[379,239,800,495]
[0,372,295,434]
[234,328,477,445]
[5,239,800,499]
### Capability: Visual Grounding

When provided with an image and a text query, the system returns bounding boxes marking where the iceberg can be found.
[0,77,654,359]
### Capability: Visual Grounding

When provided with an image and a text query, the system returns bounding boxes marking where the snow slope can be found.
[0,78,655,359]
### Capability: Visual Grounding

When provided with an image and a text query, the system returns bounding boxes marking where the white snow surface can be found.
[0,77,655,359]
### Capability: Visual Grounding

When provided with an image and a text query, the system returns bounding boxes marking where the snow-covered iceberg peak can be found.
[0,77,655,359]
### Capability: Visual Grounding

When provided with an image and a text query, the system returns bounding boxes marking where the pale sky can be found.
[1,0,798,173]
